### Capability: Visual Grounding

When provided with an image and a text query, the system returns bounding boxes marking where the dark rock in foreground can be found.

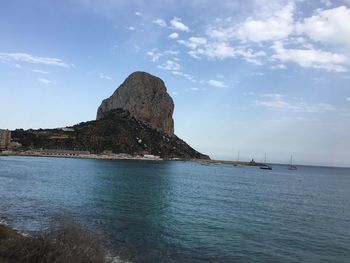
[12,109,209,159]
[0,219,109,263]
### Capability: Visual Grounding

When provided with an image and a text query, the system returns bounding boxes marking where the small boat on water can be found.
[288,155,297,170]
[259,165,272,170]
[259,153,272,170]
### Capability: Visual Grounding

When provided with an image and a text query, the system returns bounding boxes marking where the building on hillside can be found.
[61,127,75,132]
[0,129,11,149]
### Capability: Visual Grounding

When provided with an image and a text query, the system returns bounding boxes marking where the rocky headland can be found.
[97,71,174,136]
[10,72,209,160]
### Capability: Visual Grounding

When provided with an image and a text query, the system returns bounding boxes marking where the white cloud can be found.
[206,27,233,42]
[192,42,236,59]
[171,70,196,82]
[321,0,333,7]
[168,3,350,72]
[297,6,350,46]
[184,40,266,64]
[32,69,49,74]
[98,73,112,80]
[147,51,161,62]
[235,2,295,43]
[168,32,179,39]
[159,3,350,72]
[272,41,348,72]
[170,17,189,32]
[0,52,71,68]
[153,19,167,27]
[238,3,294,42]
[135,11,141,16]
[38,78,53,85]
[347,97,350,102]
[255,93,337,113]
[126,26,135,31]
[234,48,266,65]
[147,50,178,62]
[157,60,181,71]
[163,50,179,56]
[207,79,227,88]
[189,37,207,46]
[270,64,286,70]
[178,37,207,49]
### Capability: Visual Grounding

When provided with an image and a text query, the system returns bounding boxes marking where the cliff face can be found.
[97,71,174,136]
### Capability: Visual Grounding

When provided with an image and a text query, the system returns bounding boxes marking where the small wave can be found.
[0,218,8,226]
[105,254,132,263]
[0,219,31,237]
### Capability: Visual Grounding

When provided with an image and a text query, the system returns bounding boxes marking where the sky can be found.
[1,0,350,167]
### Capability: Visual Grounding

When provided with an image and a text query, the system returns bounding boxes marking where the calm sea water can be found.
[0,156,350,262]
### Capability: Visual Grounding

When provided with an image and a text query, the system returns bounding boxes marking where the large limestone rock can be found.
[97,72,175,135]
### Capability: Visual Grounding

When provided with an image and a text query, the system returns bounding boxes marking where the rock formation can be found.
[10,71,210,159]
[97,71,174,135]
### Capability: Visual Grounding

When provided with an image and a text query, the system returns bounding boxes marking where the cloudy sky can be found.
[1,0,350,166]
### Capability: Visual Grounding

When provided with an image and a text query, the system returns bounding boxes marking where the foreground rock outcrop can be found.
[97,71,174,135]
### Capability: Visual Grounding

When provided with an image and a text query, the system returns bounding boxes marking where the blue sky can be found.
[1,0,350,166]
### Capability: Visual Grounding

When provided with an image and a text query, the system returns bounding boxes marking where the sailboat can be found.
[233,150,241,167]
[260,153,272,170]
[288,155,297,170]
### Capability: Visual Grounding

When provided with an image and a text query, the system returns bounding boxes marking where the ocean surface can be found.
[0,156,350,262]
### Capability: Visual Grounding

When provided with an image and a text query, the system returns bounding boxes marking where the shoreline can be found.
[0,151,263,166]
[0,151,165,162]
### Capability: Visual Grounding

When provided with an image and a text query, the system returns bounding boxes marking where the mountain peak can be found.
[97,71,174,135]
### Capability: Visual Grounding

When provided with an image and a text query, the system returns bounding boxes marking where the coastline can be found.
[0,150,165,162]
[0,150,265,167]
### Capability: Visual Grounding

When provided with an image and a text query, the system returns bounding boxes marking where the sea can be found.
[0,156,350,262]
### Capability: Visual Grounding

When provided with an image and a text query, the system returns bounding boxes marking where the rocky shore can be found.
[0,220,116,263]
